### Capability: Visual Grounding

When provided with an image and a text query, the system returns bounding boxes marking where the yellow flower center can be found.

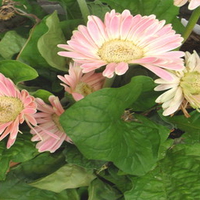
[98,39,143,63]
[52,114,64,132]
[180,72,200,95]
[0,96,24,123]
[75,82,94,97]
[180,71,200,109]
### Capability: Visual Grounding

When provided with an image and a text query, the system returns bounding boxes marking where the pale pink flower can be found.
[58,62,105,101]
[154,51,200,117]
[58,9,184,80]
[31,95,71,153]
[0,73,37,148]
[174,0,200,10]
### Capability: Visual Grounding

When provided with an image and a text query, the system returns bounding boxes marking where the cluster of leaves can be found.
[0,0,199,199]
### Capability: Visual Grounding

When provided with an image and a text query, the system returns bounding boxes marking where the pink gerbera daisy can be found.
[31,95,71,153]
[174,0,200,10]
[58,62,105,101]
[0,73,37,148]
[58,9,184,80]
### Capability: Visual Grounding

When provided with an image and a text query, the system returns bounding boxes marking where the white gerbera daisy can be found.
[155,50,200,117]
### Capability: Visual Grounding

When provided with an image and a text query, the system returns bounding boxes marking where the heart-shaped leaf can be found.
[60,76,170,175]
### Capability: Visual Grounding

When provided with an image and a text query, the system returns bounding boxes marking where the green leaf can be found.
[88,0,111,20]
[49,0,82,19]
[170,13,185,34]
[60,76,170,176]
[88,178,122,200]
[60,19,82,40]
[125,145,200,200]
[32,89,53,103]
[0,141,10,180]
[149,110,176,130]
[30,164,96,193]
[0,31,26,59]
[9,0,47,19]
[169,111,200,144]
[98,164,132,193]
[0,134,39,180]
[0,150,66,193]
[4,134,39,163]
[64,144,107,170]
[17,17,50,68]
[38,11,67,71]
[101,0,179,23]
[14,151,66,180]
[169,111,200,133]
[131,90,158,112]
[0,60,38,84]
[130,78,157,111]
[0,169,79,200]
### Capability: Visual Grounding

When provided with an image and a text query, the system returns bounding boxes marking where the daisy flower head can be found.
[58,62,105,101]
[0,73,37,148]
[154,50,200,117]
[31,95,72,153]
[174,0,200,10]
[58,9,184,80]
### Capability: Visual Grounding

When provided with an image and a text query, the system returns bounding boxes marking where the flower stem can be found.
[77,0,90,24]
[103,75,116,88]
[182,6,200,43]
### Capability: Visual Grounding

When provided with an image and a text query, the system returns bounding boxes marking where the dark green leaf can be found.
[88,0,111,20]
[12,0,47,19]
[15,151,66,180]
[98,164,132,193]
[49,0,82,19]
[0,133,39,180]
[64,144,107,170]
[169,111,200,144]
[88,178,122,200]
[4,134,38,163]
[17,17,50,68]
[125,145,200,200]
[130,78,157,111]
[0,150,66,193]
[0,169,79,200]
[169,111,200,133]
[60,19,82,40]
[101,0,178,23]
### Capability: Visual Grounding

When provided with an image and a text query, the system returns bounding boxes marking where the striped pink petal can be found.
[0,73,37,148]
[58,9,184,80]
[30,95,71,153]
